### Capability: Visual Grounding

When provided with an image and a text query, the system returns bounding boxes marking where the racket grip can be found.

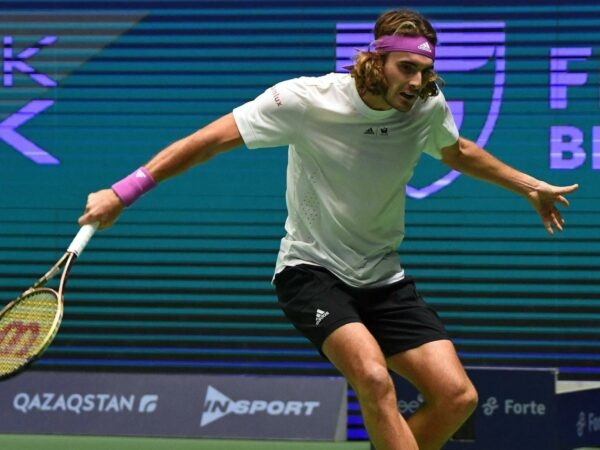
[67,223,98,256]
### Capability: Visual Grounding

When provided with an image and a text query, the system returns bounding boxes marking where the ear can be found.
[420,80,439,99]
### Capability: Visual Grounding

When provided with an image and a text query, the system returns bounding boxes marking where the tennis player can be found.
[79,9,579,450]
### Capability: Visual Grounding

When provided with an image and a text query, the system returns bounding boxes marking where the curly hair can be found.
[350,9,442,100]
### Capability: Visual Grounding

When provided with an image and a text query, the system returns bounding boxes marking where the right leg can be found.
[322,322,418,450]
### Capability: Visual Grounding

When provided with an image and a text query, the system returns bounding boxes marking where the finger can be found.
[78,212,94,227]
[556,183,579,195]
[552,212,564,232]
[556,195,570,207]
[543,216,554,235]
[564,183,579,192]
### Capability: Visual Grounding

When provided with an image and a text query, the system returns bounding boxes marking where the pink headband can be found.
[372,35,436,60]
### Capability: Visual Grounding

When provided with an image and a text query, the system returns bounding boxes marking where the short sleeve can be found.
[423,93,459,159]
[232,79,307,149]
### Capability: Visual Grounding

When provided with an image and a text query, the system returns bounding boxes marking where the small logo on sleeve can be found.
[270,87,282,107]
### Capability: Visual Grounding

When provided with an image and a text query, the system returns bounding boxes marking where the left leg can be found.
[387,339,478,450]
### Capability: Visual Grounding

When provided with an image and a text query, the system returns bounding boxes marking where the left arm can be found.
[441,137,579,235]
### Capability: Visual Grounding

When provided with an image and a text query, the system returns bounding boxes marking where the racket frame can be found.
[0,224,95,380]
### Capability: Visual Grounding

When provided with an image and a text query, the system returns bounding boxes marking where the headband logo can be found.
[417,41,432,53]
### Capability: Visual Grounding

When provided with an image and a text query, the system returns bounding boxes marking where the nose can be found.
[408,72,422,91]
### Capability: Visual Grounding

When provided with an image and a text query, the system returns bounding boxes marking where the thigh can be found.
[274,264,362,354]
[322,322,388,388]
[386,339,473,402]
[360,277,450,357]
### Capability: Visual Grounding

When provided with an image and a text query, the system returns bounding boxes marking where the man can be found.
[79,9,578,450]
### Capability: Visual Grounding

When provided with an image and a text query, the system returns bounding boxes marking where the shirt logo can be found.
[363,127,389,136]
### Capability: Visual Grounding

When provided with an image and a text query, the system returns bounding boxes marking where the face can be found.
[364,51,435,112]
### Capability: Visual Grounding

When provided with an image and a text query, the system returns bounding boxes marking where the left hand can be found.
[526,182,579,234]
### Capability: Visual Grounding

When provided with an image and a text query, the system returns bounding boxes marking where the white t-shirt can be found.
[232,73,458,287]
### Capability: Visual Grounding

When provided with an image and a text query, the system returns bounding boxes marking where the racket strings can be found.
[0,291,60,375]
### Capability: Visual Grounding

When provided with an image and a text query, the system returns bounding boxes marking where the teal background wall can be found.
[1,1,599,401]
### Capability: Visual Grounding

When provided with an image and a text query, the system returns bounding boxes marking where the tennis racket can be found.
[0,223,97,380]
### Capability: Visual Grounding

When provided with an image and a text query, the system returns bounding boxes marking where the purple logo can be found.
[3,36,57,88]
[336,22,506,199]
[0,99,58,164]
[1,13,147,165]
[2,36,59,164]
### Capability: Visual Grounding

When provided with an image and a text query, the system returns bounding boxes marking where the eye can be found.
[398,62,417,74]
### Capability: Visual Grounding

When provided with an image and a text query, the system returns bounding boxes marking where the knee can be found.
[353,364,395,404]
[447,381,478,419]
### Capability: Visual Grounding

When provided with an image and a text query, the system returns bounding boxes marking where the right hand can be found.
[78,189,125,230]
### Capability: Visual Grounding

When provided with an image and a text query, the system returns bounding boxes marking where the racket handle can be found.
[67,223,98,256]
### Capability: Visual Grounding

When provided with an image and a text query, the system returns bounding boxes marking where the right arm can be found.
[78,113,244,229]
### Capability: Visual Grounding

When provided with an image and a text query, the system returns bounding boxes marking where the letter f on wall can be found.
[0,100,59,164]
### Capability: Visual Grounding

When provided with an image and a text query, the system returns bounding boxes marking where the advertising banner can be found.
[558,386,600,449]
[390,367,600,450]
[0,371,347,441]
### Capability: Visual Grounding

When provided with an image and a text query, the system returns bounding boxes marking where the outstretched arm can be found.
[441,137,579,235]
[78,113,244,229]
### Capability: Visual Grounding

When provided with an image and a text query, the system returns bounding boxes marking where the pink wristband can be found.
[111,167,157,206]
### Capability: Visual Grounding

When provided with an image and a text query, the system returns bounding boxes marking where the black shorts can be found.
[274,264,449,357]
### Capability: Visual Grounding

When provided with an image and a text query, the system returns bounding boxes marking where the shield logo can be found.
[336,21,506,199]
